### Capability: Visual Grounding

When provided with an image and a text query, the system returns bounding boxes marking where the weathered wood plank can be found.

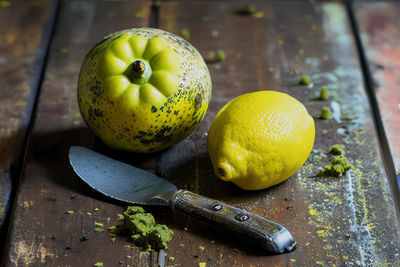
[156,1,400,266]
[354,1,400,175]
[0,0,53,250]
[4,0,155,266]
[5,0,400,266]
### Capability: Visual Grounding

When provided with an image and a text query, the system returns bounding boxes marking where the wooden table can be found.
[1,0,400,266]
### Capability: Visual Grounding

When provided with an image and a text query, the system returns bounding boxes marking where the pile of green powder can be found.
[109,206,173,250]
[318,144,354,177]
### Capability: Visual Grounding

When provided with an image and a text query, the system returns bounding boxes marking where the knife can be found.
[69,146,296,254]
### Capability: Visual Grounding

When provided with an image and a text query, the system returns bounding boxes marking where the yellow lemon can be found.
[207,91,315,190]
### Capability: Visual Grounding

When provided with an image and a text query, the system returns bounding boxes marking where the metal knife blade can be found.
[69,146,177,205]
[69,146,297,254]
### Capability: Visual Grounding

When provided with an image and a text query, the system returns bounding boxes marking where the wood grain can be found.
[4,0,155,266]
[157,1,400,266]
[354,1,400,175]
[4,0,400,266]
[0,0,53,248]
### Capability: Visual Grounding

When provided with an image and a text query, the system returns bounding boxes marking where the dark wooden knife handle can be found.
[171,190,296,254]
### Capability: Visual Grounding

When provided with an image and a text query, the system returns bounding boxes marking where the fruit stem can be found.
[131,60,145,77]
[129,60,151,84]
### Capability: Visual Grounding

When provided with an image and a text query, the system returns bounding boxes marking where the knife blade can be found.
[69,146,296,254]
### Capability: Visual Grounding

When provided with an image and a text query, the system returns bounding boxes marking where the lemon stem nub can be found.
[218,167,226,177]
[217,162,233,181]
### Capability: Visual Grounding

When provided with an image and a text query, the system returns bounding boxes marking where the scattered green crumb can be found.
[319,86,329,100]
[199,245,205,251]
[0,1,10,7]
[106,11,115,18]
[199,262,207,267]
[322,129,328,134]
[329,144,345,155]
[94,208,99,211]
[95,227,104,232]
[95,222,104,227]
[299,74,312,85]
[180,28,190,40]
[236,5,257,15]
[319,106,331,120]
[318,155,354,177]
[298,49,304,55]
[216,49,226,61]
[206,49,226,63]
[290,259,296,262]
[201,15,211,22]
[60,48,68,53]
[210,240,215,244]
[65,211,74,214]
[316,261,324,265]
[87,212,92,215]
[94,262,103,267]
[343,255,349,260]
[108,225,117,231]
[109,206,173,250]
[183,227,188,231]
[341,115,354,121]
[135,8,147,18]
[233,248,241,253]
[117,213,124,220]
[179,243,185,247]
[169,256,175,261]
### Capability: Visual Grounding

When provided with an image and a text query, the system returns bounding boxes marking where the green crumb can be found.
[169,256,175,260]
[319,86,329,100]
[319,106,331,120]
[135,8,147,18]
[341,115,354,121]
[216,49,226,61]
[299,74,312,85]
[117,213,124,220]
[180,28,190,40]
[199,245,205,251]
[94,262,103,267]
[298,49,304,56]
[329,144,345,155]
[94,208,99,211]
[65,211,74,214]
[206,49,226,64]
[318,155,354,177]
[0,1,10,7]
[109,206,173,250]
[236,5,257,15]
[95,227,104,232]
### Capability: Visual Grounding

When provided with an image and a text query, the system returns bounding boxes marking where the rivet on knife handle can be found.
[171,190,297,254]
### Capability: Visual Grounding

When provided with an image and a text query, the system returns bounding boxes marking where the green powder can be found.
[319,86,329,100]
[319,106,331,120]
[329,144,345,155]
[180,28,190,40]
[109,206,173,250]
[318,155,354,177]
[299,75,312,85]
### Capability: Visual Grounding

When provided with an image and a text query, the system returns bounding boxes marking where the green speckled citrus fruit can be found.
[78,28,212,152]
